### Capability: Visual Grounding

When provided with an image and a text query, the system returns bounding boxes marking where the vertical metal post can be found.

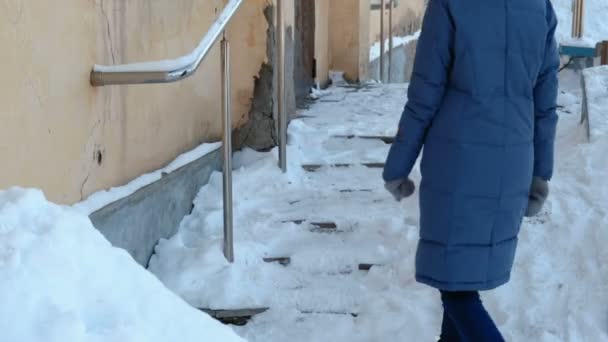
[379,0,385,82]
[277,0,287,172]
[572,0,585,39]
[388,0,393,83]
[221,35,234,263]
[600,41,608,65]
[580,73,591,141]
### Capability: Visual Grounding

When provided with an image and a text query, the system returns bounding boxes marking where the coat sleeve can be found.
[532,0,560,181]
[383,0,454,182]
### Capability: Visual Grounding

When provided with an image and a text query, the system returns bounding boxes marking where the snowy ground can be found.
[149,71,608,341]
[0,188,245,342]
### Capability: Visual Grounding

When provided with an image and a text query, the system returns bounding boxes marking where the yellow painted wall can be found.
[0,0,271,204]
[328,0,371,82]
[369,0,426,45]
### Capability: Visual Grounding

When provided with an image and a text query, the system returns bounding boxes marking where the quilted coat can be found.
[383,0,560,290]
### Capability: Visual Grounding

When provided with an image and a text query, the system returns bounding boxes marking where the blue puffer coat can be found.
[383,0,559,291]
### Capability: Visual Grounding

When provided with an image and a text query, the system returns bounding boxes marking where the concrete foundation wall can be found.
[90,148,222,267]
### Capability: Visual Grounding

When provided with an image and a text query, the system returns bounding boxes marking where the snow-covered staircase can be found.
[151,85,436,341]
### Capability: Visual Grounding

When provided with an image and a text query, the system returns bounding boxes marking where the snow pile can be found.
[552,0,608,44]
[0,188,245,342]
[75,142,221,214]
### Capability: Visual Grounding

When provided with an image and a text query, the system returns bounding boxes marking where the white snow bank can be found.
[583,65,608,138]
[0,188,245,342]
[74,142,221,214]
[552,0,608,44]
[369,31,420,62]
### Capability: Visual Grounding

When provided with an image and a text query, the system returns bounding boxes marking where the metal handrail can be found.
[88,0,288,262]
[90,0,244,86]
[379,0,385,82]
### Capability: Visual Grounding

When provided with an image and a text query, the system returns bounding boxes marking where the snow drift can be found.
[0,188,245,342]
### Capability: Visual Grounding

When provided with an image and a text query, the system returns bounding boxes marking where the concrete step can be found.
[200,307,359,326]
[281,220,339,233]
[199,308,269,326]
[333,134,395,144]
[302,163,385,172]
[263,256,384,273]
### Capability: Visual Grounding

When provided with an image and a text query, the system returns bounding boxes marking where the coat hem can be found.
[415,273,511,291]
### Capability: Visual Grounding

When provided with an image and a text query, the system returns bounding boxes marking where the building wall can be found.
[369,0,426,45]
[328,0,371,82]
[0,0,272,204]
[0,0,416,206]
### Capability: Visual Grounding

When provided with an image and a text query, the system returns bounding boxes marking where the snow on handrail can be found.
[90,0,244,86]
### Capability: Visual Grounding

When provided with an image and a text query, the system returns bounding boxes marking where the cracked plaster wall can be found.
[0,0,272,204]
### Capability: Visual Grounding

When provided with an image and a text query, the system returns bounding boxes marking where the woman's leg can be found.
[439,309,461,342]
[440,291,504,341]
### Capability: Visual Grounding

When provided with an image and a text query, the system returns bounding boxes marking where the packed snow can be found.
[0,188,245,342]
[149,69,608,341]
[74,142,220,214]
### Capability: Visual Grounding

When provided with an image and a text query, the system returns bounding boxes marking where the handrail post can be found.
[379,0,385,82]
[600,41,608,65]
[277,0,287,172]
[572,0,585,39]
[221,35,234,263]
[388,0,393,83]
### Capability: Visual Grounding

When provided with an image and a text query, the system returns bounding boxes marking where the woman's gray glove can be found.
[525,177,549,217]
[385,178,416,202]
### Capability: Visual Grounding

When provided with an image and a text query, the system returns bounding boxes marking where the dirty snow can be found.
[149,70,608,341]
[0,188,245,342]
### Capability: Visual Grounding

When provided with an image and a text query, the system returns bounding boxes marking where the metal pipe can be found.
[388,0,393,83]
[601,41,608,65]
[572,0,584,39]
[379,0,385,82]
[580,0,586,38]
[277,0,287,173]
[221,36,234,263]
[90,0,244,86]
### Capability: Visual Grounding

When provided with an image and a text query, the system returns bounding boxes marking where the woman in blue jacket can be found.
[383,0,559,339]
